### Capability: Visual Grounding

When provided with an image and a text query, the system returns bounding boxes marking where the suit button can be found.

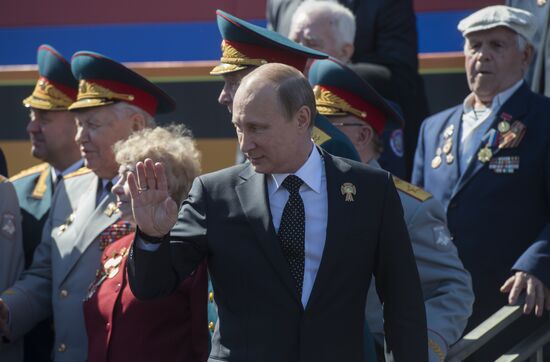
[60,290,68,298]
[208,292,214,303]
[208,321,215,331]
[58,343,67,352]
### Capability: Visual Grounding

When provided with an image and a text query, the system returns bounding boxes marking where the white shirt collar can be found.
[463,79,524,113]
[269,142,322,196]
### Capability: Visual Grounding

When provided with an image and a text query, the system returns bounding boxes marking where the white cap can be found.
[458,5,536,43]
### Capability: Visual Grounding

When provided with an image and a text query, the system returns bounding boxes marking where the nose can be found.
[75,125,87,145]
[239,131,255,155]
[218,84,233,112]
[26,119,40,134]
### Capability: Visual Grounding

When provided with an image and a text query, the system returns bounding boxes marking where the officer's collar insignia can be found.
[340,182,356,202]
[1,213,16,240]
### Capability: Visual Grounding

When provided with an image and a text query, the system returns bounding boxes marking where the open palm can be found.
[127,159,178,237]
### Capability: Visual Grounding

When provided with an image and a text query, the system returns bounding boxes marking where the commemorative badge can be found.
[341,182,356,202]
[443,124,454,139]
[431,155,442,169]
[1,213,16,240]
[498,121,526,149]
[389,129,404,157]
[104,202,119,217]
[446,153,455,164]
[85,247,128,300]
[477,146,493,163]
[433,225,452,249]
[489,156,520,174]
[478,129,498,163]
[538,0,546,6]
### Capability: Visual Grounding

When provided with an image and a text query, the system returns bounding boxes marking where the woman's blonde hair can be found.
[114,124,201,204]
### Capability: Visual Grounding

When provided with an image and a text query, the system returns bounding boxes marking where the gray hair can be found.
[112,101,156,128]
[114,124,201,204]
[463,32,532,54]
[292,0,356,45]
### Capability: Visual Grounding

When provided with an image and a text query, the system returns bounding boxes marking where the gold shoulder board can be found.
[9,163,49,182]
[64,167,93,179]
[392,176,432,202]
[311,127,332,146]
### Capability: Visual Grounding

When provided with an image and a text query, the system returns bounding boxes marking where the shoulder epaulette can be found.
[9,163,49,182]
[312,126,332,146]
[392,176,432,202]
[64,167,93,179]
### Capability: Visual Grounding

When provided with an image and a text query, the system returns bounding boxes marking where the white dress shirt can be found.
[459,80,524,170]
[268,143,328,307]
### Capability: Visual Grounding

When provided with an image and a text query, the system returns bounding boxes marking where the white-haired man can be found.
[412,5,550,360]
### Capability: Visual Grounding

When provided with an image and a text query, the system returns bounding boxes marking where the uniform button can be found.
[58,343,67,352]
[105,323,111,331]
[208,292,214,302]
[208,321,215,331]
[60,290,68,298]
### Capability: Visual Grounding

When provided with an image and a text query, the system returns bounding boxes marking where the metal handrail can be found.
[495,321,550,362]
[446,297,525,361]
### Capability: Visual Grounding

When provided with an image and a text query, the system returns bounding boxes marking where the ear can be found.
[355,124,374,150]
[295,105,312,131]
[130,112,147,131]
[521,44,534,71]
[339,42,355,63]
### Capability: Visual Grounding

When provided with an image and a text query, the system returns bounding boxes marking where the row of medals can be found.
[431,119,512,169]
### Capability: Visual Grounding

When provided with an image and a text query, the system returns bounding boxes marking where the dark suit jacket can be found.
[412,83,550,357]
[129,148,427,362]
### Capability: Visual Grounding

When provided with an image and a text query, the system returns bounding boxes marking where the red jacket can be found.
[84,233,209,362]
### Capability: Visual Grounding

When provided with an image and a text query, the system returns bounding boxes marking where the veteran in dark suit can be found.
[412,6,550,360]
[128,63,427,362]
[7,44,82,362]
[0,51,175,362]
[309,57,474,362]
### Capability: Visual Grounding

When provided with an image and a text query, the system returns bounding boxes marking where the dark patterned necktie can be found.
[278,175,305,296]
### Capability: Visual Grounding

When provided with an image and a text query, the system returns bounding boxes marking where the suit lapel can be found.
[235,164,301,304]
[452,83,531,198]
[307,150,352,309]
[59,189,120,284]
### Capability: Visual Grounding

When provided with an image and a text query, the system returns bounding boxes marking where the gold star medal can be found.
[478,146,493,163]
[340,182,356,202]
[431,155,442,169]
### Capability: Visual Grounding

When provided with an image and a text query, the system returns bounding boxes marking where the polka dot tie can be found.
[278,175,305,296]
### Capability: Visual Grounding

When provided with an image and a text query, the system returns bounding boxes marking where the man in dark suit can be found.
[127,63,427,362]
[412,6,550,360]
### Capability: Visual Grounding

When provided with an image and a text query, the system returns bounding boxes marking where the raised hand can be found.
[127,158,179,238]
[500,271,550,317]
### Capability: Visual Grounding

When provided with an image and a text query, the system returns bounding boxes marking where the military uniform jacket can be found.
[0,177,24,362]
[1,170,121,362]
[365,165,473,361]
[10,163,53,268]
[412,82,550,329]
[129,148,428,362]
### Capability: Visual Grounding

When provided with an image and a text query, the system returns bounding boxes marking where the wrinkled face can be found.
[26,109,77,162]
[217,67,254,113]
[464,27,531,101]
[111,165,134,222]
[74,105,137,179]
[232,83,310,174]
[289,13,348,61]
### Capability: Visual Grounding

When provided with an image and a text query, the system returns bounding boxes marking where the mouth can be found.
[247,155,263,164]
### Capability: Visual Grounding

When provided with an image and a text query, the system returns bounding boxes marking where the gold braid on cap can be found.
[26,78,74,109]
[313,85,367,119]
[77,80,135,102]
[219,41,268,67]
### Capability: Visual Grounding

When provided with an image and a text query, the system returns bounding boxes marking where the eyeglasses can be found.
[330,122,365,127]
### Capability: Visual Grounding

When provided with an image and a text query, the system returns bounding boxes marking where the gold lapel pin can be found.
[341,182,356,202]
